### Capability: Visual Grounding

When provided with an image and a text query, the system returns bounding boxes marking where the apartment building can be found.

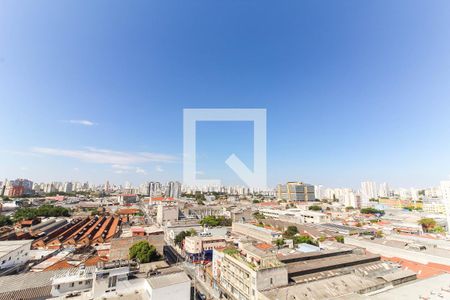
[184,235,227,261]
[213,243,288,300]
[276,182,315,201]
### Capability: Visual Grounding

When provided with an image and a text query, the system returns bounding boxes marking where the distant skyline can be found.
[1,1,450,188]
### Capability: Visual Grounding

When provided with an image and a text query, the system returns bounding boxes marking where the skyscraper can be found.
[360,181,378,207]
[440,180,450,233]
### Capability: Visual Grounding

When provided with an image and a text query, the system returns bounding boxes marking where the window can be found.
[270,278,273,285]
[70,283,74,287]
[56,285,60,290]
[108,276,117,288]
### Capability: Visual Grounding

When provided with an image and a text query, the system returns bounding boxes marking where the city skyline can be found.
[1,1,450,188]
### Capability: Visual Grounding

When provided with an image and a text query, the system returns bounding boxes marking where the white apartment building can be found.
[0,240,32,271]
[440,180,450,233]
[361,181,378,204]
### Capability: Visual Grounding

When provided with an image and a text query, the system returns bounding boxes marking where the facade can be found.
[0,240,32,270]
[117,194,138,205]
[184,235,226,261]
[167,181,181,199]
[276,182,315,201]
[440,180,450,233]
[361,181,378,204]
[232,223,282,244]
[213,244,288,300]
[156,205,179,225]
[422,201,446,214]
[259,208,331,224]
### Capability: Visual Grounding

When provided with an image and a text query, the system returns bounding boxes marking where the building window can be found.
[270,278,273,285]
[70,283,74,287]
[108,276,117,288]
[56,285,60,290]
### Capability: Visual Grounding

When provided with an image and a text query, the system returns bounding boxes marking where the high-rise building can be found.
[440,180,450,233]
[149,182,162,197]
[167,181,181,199]
[276,181,315,201]
[379,182,390,198]
[360,181,378,202]
[314,185,324,200]
[63,182,73,193]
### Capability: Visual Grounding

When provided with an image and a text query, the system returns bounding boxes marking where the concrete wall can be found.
[145,279,190,300]
[0,241,31,270]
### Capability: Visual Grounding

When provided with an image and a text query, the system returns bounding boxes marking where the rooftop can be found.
[0,240,32,257]
[146,271,190,289]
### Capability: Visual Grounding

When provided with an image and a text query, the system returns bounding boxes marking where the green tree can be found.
[360,208,385,216]
[13,205,70,221]
[0,215,13,227]
[293,235,316,246]
[433,226,445,233]
[308,205,322,211]
[275,238,284,249]
[418,218,437,232]
[129,241,161,263]
[200,216,231,227]
[283,226,299,238]
[174,230,197,247]
[253,212,265,220]
[335,235,344,243]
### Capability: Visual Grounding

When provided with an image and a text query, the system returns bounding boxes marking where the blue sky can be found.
[1,1,450,188]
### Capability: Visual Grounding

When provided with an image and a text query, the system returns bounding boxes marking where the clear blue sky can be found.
[1,1,450,188]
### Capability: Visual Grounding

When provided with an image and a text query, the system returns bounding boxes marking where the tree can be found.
[275,238,284,249]
[360,208,385,216]
[433,226,445,233]
[129,241,161,263]
[200,216,231,227]
[13,205,70,221]
[308,205,322,212]
[283,226,299,238]
[293,235,316,246]
[418,218,437,232]
[253,212,265,220]
[0,215,13,227]
[174,230,196,247]
[335,235,344,243]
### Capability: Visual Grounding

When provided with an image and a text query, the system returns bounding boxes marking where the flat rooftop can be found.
[262,273,382,300]
[146,271,190,289]
[370,273,450,300]
[286,253,380,277]
[0,240,32,257]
